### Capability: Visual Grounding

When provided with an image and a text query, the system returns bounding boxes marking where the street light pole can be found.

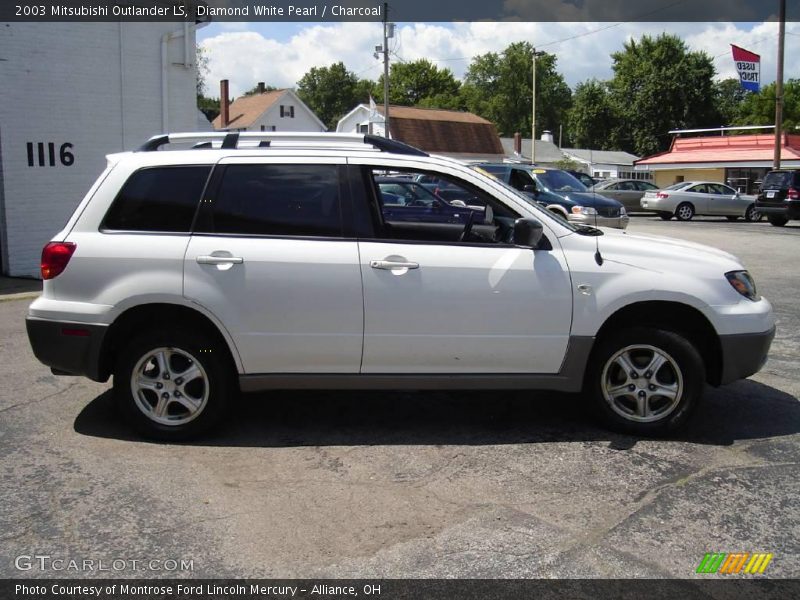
[383,2,390,138]
[531,48,545,163]
[773,0,786,169]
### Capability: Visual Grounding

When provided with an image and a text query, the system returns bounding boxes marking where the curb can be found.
[0,292,41,303]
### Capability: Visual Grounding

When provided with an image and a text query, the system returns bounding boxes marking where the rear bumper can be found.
[756,202,800,219]
[718,326,775,385]
[26,317,108,382]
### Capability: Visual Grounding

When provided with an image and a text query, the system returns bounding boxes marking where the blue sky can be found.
[197,21,799,98]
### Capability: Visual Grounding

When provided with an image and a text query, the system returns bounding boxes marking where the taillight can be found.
[656,192,670,198]
[788,188,799,200]
[41,242,76,280]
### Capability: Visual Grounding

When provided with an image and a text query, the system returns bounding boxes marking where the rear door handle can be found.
[196,255,244,265]
[370,260,419,270]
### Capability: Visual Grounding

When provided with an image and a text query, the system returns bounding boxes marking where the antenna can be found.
[590,147,603,265]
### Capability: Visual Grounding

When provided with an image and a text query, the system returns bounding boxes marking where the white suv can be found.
[26,132,775,439]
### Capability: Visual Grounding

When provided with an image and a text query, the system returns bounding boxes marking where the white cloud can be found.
[200,21,800,98]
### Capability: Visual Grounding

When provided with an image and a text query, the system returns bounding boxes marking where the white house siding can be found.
[336,106,386,137]
[0,22,201,277]
[250,101,325,132]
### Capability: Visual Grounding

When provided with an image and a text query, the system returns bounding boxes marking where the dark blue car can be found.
[376,178,482,224]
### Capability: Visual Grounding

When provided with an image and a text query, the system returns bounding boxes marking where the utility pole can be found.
[773,0,786,169]
[531,48,545,163]
[382,2,391,139]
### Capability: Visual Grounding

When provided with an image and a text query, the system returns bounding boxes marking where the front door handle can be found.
[370,260,419,270]
[196,255,244,265]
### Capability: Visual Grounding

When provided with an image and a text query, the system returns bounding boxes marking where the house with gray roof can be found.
[560,148,646,180]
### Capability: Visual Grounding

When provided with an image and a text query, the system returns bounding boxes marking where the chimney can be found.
[541,130,554,143]
[513,132,522,154]
[257,82,265,94]
[220,79,230,129]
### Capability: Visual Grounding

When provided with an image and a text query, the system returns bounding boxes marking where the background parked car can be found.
[640,181,761,222]
[755,169,800,227]
[476,163,629,229]
[375,178,483,224]
[592,179,660,212]
[565,170,600,188]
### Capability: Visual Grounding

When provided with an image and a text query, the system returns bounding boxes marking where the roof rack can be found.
[136,132,429,157]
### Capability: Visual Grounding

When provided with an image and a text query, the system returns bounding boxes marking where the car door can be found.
[183,158,364,374]
[350,159,573,374]
[708,183,743,215]
[684,184,710,214]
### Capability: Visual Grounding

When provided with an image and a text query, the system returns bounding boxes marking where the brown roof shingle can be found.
[377,105,503,155]
[212,90,286,129]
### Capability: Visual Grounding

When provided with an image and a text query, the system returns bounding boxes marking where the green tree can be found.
[608,34,718,156]
[714,78,749,126]
[461,42,572,139]
[734,79,800,132]
[374,59,461,107]
[195,45,220,122]
[296,62,367,129]
[567,79,618,150]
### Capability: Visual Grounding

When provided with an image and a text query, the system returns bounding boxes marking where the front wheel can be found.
[585,327,705,436]
[114,329,235,440]
[658,212,672,221]
[744,205,761,222]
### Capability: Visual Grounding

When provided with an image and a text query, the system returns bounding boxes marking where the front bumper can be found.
[26,317,108,382]
[717,326,775,385]
[568,214,630,230]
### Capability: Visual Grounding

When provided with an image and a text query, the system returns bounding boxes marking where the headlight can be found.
[620,207,627,215]
[725,270,759,301]
[571,206,597,215]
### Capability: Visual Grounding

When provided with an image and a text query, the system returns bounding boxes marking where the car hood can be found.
[549,190,623,208]
[594,227,742,270]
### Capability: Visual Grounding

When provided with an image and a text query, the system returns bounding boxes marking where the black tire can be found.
[114,328,235,440]
[585,327,705,436]
[674,202,695,221]
[658,212,672,221]
[768,215,788,227]
[726,215,739,222]
[744,205,761,222]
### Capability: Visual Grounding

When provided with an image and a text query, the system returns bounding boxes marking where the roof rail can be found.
[136,132,429,157]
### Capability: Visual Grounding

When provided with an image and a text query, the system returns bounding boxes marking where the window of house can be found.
[199,164,342,237]
[358,124,369,133]
[101,166,210,232]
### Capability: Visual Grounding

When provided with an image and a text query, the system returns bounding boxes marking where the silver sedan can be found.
[591,178,659,212]
[640,181,761,222]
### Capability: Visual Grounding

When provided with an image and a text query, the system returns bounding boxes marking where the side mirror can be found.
[449,199,467,208]
[523,184,538,195]
[514,218,544,248]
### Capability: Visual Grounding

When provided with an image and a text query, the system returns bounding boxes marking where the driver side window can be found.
[365,168,520,245]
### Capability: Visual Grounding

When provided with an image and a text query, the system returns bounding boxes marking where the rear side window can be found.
[102,166,210,232]
[200,164,341,237]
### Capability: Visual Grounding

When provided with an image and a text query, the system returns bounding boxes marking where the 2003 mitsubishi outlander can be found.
[26,132,775,439]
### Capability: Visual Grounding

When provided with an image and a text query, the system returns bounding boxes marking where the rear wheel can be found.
[114,329,235,440]
[744,205,761,222]
[658,212,672,221]
[675,203,695,221]
[586,327,705,436]
[768,215,788,227]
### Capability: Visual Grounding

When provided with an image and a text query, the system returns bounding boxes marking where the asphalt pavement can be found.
[1,217,798,580]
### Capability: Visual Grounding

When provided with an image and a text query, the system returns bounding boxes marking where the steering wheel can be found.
[459,210,475,242]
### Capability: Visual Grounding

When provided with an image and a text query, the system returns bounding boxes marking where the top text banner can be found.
[3,0,799,22]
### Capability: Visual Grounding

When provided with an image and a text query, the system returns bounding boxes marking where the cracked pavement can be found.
[1,217,798,579]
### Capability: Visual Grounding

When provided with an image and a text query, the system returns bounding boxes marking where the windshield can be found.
[532,169,588,192]
[665,182,692,190]
[470,165,580,232]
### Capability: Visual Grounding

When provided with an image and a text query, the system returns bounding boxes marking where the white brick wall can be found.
[0,22,201,277]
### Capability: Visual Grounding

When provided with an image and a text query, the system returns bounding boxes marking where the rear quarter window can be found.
[101,166,210,232]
